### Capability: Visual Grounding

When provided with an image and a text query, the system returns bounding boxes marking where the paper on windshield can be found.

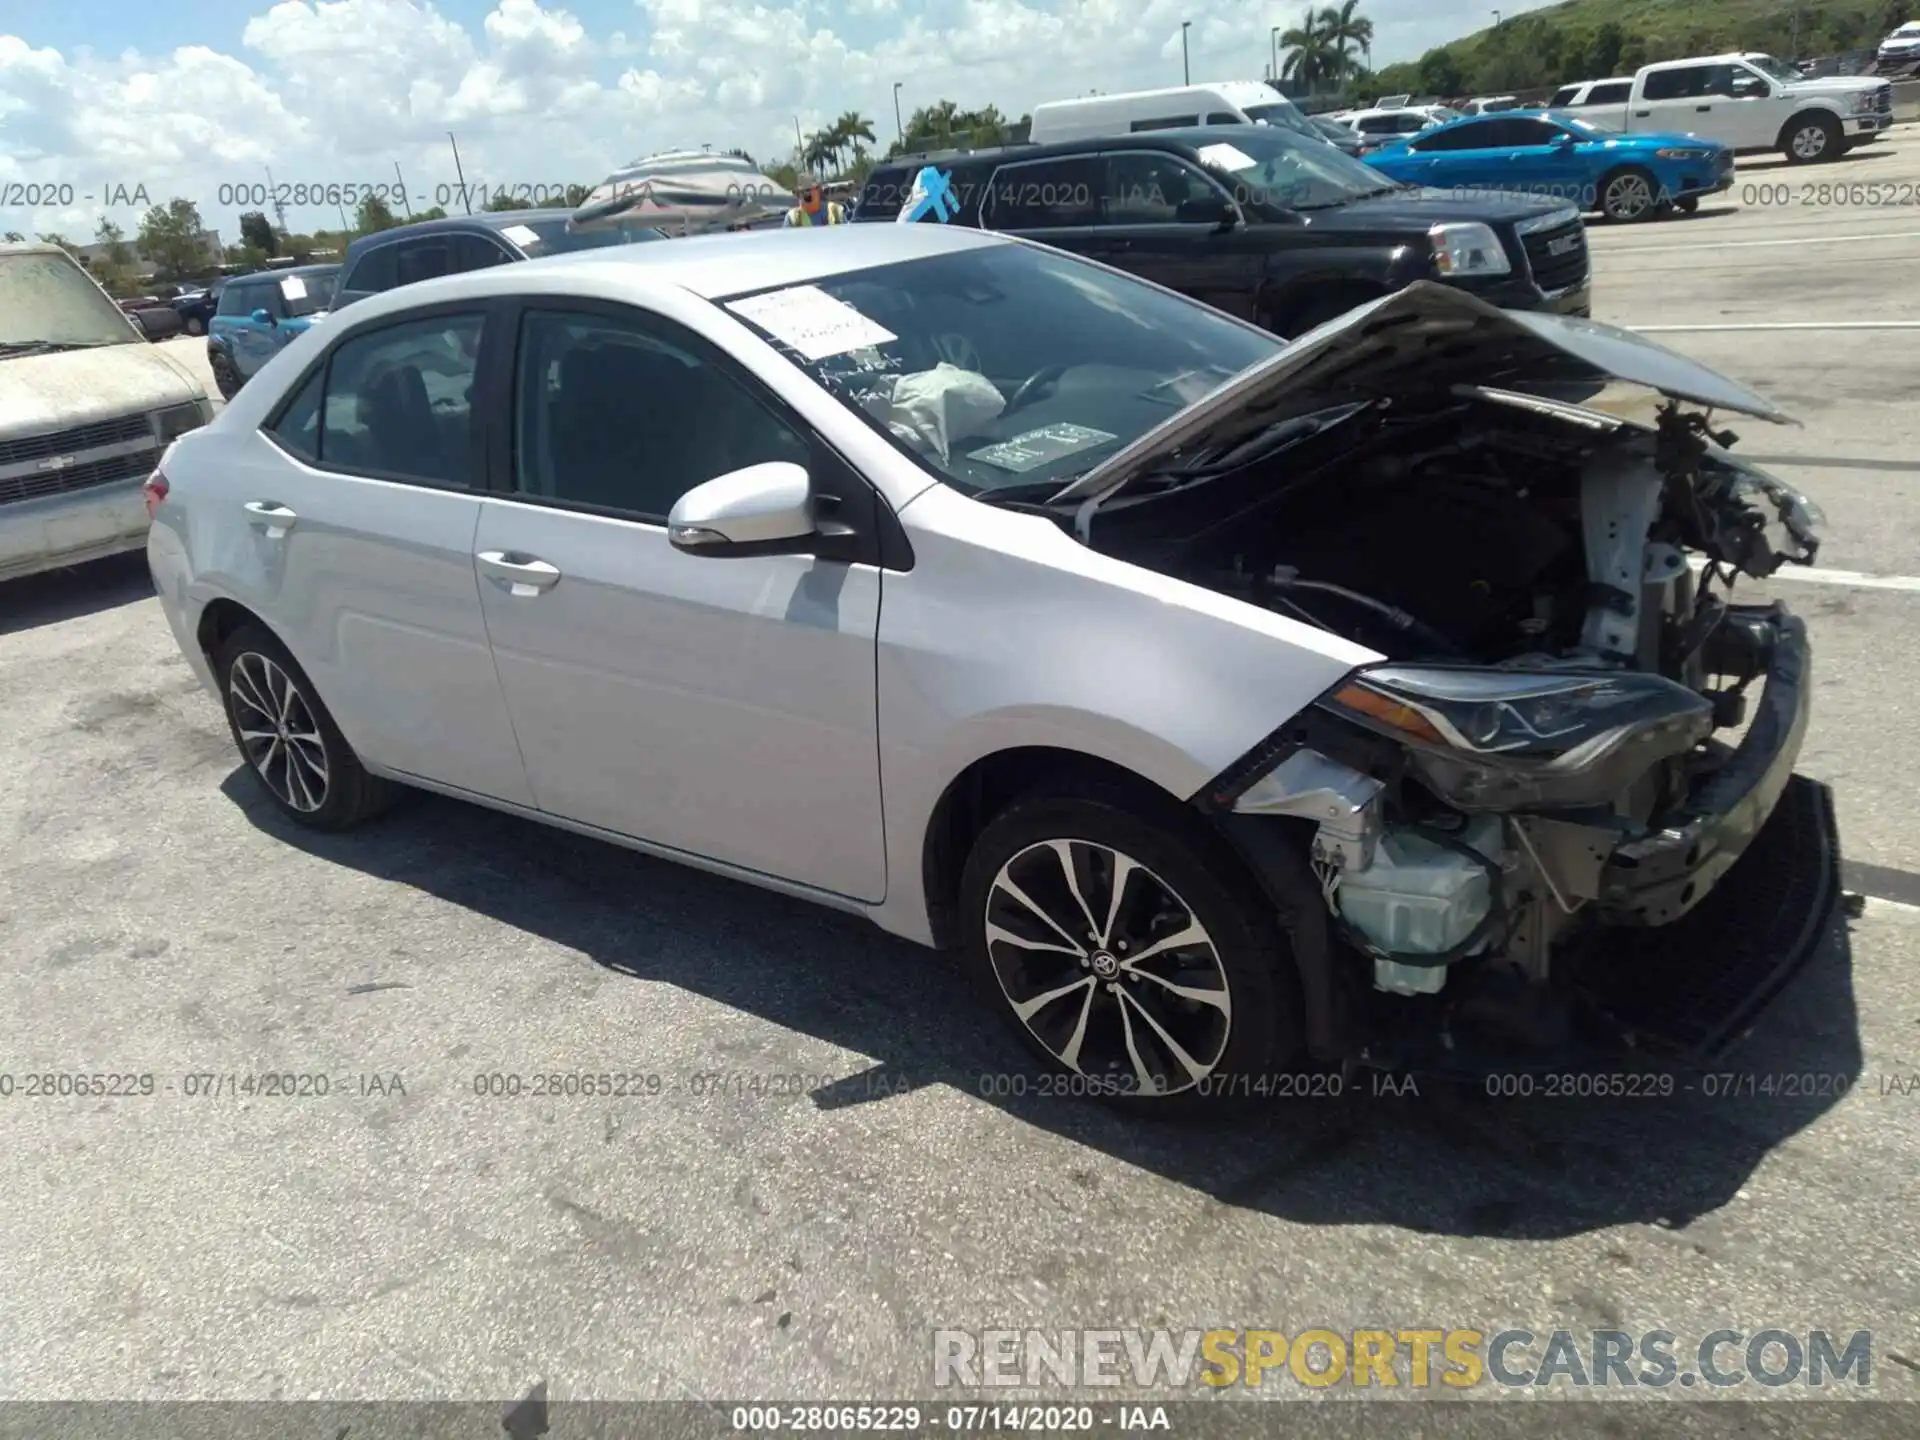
[969,423,1117,474]
[1195,142,1256,171]
[500,224,541,247]
[278,275,307,301]
[727,285,896,360]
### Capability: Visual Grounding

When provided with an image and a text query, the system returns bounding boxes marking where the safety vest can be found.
[785,202,847,226]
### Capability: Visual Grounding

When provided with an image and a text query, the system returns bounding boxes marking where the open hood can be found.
[1047,282,1795,507]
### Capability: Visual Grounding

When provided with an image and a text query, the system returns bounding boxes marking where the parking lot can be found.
[3,130,1919,1423]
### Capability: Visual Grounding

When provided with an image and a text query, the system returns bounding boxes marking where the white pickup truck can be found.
[1555,52,1893,164]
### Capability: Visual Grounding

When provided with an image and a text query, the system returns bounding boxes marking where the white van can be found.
[0,243,211,582]
[1027,82,1312,144]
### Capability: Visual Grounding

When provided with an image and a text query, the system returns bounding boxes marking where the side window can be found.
[1399,113,1432,133]
[216,283,255,317]
[1411,124,1482,152]
[394,240,454,288]
[513,309,810,519]
[1356,115,1396,133]
[1103,153,1224,223]
[1643,66,1709,100]
[1590,81,1631,104]
[455,234,513,271]
[317,313,485,485]
[1204,112,1242,124]
[985,157,1100,229]
[1485,118,1561,146]
[345,243,399,294]
[1547,86,1579,107]
[1129,114,1201,132]
[266,365,325,462]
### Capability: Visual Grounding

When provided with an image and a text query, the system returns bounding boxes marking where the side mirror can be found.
[668,461,819,556]
[251,308,275,326]
[1176,194,1239,228]
[1552,131,1578,147]
[134,306,181,341]
[1730,78,1769,98]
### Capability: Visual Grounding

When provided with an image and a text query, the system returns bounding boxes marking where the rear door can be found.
[1393,118,1499,187]
[1093,150,1260,319]
[238,305,534,805]
[1635,64,1717,135]
[979,154,1104,261]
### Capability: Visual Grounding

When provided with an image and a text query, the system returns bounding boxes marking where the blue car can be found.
[206,264,339,400]
[1364,111,1735,223]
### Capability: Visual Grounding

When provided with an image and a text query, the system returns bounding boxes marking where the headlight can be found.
[1852,92,1879,113]
[1654,147,1709,159]
[154,401,207,444]
[1428,221,1511,278]
[1320,665,1713,810]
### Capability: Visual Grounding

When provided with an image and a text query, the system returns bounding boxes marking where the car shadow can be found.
[221,770,1865,1242]
[1738,146,1896,173]
[0,552,154,638]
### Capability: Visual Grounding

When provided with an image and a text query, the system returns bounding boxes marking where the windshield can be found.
[1187,125,1400,210]
[719,244,1280,496]
[1242,101,1318,138]
[1745,54,1803,83]
[0,250,140,350]
[1554,114,1619,136]
[281,270,335,317]
[512,218,667,254]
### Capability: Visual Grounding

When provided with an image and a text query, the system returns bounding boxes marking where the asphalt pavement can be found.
[2,131,1917,1428]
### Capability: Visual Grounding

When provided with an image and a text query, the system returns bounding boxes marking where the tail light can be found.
[143,469,170,521]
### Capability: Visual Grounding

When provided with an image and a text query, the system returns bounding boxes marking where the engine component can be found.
[1578,445,1664,660]
[1334,815,1507,996]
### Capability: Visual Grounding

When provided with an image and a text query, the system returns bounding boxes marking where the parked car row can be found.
[141,222,1838,1102]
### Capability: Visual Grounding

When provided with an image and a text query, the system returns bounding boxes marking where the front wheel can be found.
[184,315,205,336]
[958,787,1310,1112]
[1783,112,1842,164]
[1674,196,1700,215]
[1599,167,1662,222]
[209,349,241,401]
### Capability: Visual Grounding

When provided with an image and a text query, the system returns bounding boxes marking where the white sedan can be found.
[146,223,1836,1106]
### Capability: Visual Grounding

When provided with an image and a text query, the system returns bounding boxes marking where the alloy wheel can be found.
[229,651,330,812]
[1791,123,1829,160]
[1605,173,1654,220]
[982,838,1232,1097]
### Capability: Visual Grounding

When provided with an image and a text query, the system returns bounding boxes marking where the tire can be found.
[1674,196,1699,215]
[1599,166,1662,222]
[957,784,1310,1113]
[214,623,398,831]
[209,349,241,401]
[184,315,204,337]
[1782,112,1842,164]
[1274,290,1379,340]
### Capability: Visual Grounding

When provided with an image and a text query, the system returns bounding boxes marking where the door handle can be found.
[1696,104,1712,112]
[476,550,561,597]
[1106,239,1133,252]
[1634,109,1651,117]
[243,501,297,538]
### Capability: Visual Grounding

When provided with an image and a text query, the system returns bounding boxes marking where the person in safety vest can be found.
[784,179,847,226]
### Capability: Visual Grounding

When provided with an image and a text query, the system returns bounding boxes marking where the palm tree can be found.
[801,129,839,176]
[832,111,877,168]
[1320,0,1374,78]
[1280,8,1342,88]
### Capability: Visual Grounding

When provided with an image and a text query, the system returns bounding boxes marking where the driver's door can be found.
[469,301,887,901]
[1093,152,1261,320]
[1494,117,1590,197]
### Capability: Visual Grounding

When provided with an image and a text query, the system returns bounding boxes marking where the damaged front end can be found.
[1067,284,1841,1065]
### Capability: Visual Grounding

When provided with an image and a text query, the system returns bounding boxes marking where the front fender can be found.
[865,483,1380,945]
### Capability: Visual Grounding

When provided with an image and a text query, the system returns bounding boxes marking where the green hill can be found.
[1371,0,1909,97]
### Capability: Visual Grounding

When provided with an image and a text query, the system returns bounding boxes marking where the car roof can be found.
[872,125,1278,172]
[329,223,1007,325]
[344,209,578,253]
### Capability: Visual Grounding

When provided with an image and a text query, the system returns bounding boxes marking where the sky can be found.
[0,0,1558,242]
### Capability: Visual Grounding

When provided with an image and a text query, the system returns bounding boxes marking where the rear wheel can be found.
[1674,196,1700,215]
[214,623,397,830]
[958,785,1311,1112]
[184,315,205,337]
[1783,112,1842,164]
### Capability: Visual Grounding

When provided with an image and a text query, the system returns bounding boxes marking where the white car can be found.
[147,225,1836,1103]
[1878,21,1920,65]
[1340,103,1462,151]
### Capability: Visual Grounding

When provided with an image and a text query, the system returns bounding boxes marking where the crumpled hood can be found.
[1049,281,1793,506]
[0,343,202,435]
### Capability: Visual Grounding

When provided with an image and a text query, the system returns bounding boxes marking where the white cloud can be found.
[0,0,1555,241]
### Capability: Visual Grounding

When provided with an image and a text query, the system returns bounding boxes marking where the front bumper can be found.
[1455,272,1591,318]
[1848,114,1892,138]
[0,482,150,583]
[1597,603,1811,926]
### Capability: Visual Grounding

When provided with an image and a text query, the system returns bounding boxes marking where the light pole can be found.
[1181,20,1191,85]
[447,132,472,215]
[893,82,904,142]
[1270,26,1281,85]
[1491,9,1500,24]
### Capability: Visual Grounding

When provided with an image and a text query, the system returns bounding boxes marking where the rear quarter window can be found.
[1590,81,1632,104]
[1548,86,1579,107]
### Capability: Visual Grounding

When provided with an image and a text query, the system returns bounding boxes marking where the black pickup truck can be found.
[855,125,1591,337]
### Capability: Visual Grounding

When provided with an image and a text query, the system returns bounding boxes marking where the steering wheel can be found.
[1004,364,1067,415]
